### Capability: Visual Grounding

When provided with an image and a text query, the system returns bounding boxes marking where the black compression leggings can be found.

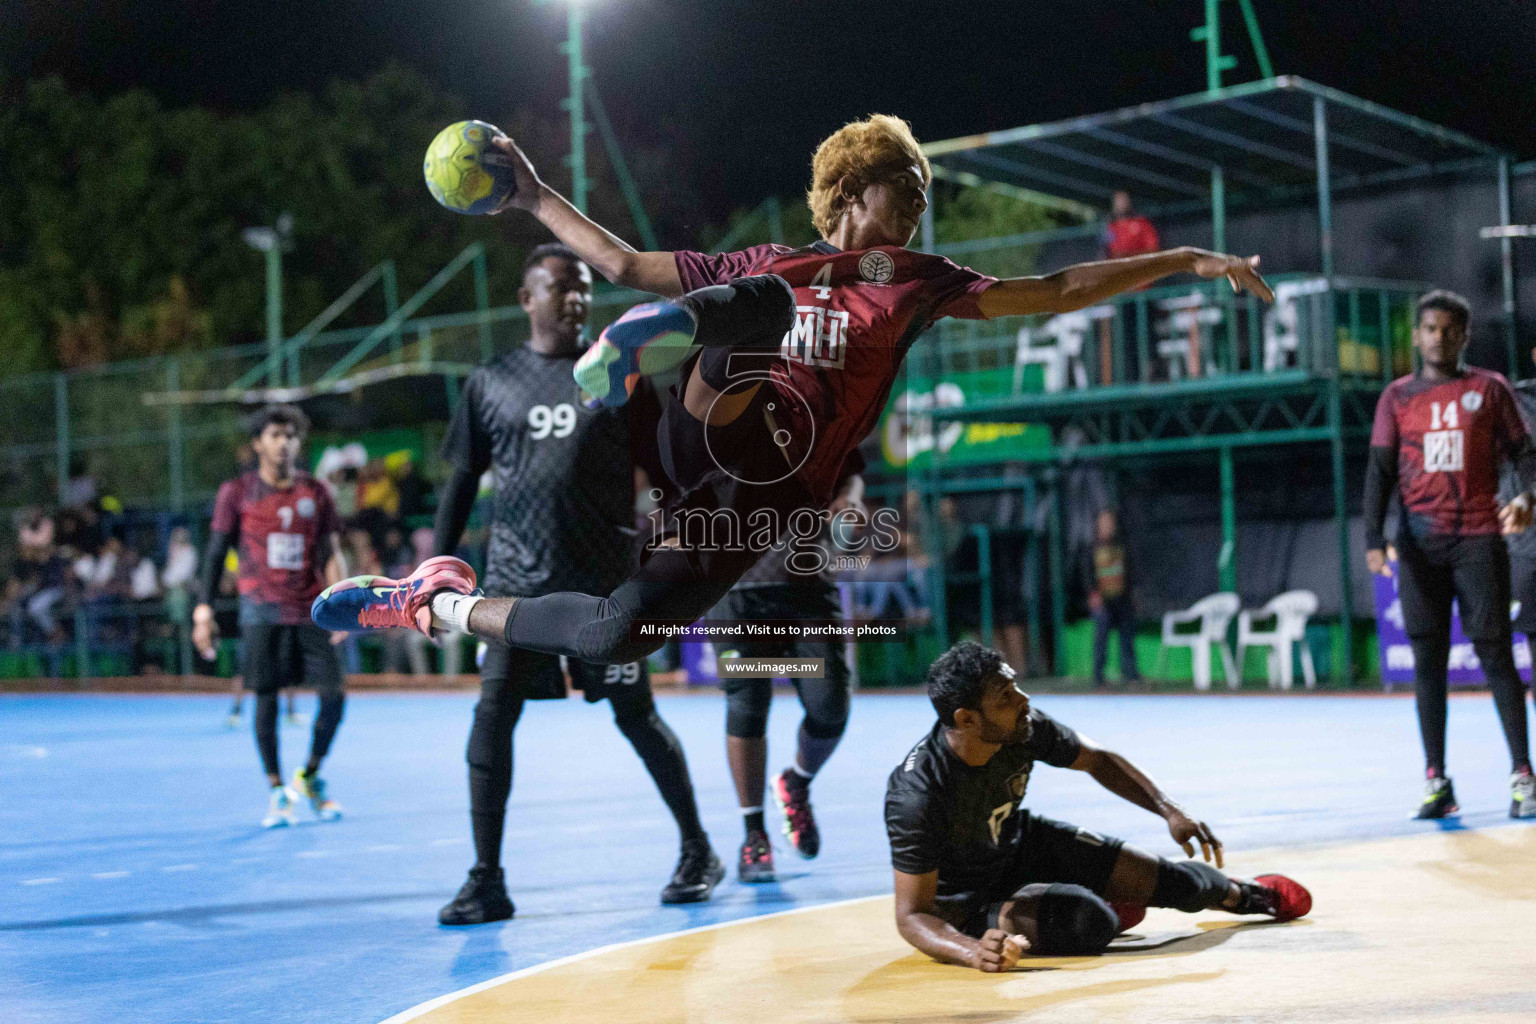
[724,678,851,740]
[1411,633,1531,773]
[465,656,705,869]
[253,688,344,778]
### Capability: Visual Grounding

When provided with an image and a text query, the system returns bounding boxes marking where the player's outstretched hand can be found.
[1499,495,1533,535]
[1189,250,1274,303]
[973,929,1029,972]
[1166,807,1224,868]
[488,134,543,214]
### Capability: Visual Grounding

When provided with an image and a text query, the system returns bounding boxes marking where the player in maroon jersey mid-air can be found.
[1363,290,1536,820]
[197,405,349,828]
[315,115,1272,686]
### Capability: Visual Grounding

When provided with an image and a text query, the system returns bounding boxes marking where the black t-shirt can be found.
[885,711,1082,905]
[439,345,663,597]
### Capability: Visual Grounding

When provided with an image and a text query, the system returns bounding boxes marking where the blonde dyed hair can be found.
[807,114,930,238]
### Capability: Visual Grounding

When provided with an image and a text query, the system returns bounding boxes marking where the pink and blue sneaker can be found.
[311,556,477,637]
[574,301,698,409]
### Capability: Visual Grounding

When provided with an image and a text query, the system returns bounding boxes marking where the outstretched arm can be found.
[1068,733,1224,866]
[976,247,1272,319]
[893,869,1027,972]
[490,135,683,297]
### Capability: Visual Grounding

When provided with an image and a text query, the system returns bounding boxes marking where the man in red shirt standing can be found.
[1364,291,1536,820]
[195,405,348,827]
[1101,191,1161,262]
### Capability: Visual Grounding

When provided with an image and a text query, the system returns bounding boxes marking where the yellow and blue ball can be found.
[423,120,517,216]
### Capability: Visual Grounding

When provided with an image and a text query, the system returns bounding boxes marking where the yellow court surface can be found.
[389,824,1536,1024]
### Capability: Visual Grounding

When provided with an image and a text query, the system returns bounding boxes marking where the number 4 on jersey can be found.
[810,263,833,300]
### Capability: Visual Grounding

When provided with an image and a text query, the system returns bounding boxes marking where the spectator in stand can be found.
[1100,191,1162,383]
[1081,509,1141,688]
[356,460,400,518]
[7,511,72,644]
[389,452,431,520]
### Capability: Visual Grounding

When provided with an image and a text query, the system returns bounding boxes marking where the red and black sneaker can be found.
[1235,874,1312,922]
[738,831,775,883]
[772,769,820,859]
[1109,902,1146,933]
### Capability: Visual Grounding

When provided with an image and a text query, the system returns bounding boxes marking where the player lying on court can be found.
[313,114,1273,678]
[887,641,1310,971]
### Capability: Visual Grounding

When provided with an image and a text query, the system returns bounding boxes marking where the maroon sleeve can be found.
[314,482,342,537]
[1490,377,1530,456]
[673,244,783,292]
[210,479,241,535]
[1369,385,1400,449]
[927,258,1001,323]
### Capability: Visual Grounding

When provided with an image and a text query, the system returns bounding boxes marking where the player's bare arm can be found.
[893,868,1028,972]
[976,248,1272,319]
[1068,734,1224,867]
[488,134,682,297]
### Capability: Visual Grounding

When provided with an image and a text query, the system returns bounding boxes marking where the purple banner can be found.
[1372,554,1531,689]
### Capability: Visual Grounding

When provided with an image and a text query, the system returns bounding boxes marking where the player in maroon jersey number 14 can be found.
[314,115,1274,678]
[197,406,350,828]
[1363,290,1536,821]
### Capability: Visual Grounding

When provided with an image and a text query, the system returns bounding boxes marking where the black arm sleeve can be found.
[197,530,233,606]
[1363,445,1397,552]
[432,466,481,558]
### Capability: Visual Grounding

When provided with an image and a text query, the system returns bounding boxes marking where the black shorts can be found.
[717,585,851,691]
[946,814,1125,939]
[480,643,655,706]
[240,623,345,695]
[1397,533,1512,643]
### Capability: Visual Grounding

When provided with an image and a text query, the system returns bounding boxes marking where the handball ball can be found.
[423,120,517,215]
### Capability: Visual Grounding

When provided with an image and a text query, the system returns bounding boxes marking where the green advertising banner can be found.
[876,367,1052,470]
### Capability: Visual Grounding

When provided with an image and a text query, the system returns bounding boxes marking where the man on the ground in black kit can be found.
[885,641,1310,971]
[194,405,348,827]
[432,244,723,926]
[717,453,864,883]
[1364,290,1536,820]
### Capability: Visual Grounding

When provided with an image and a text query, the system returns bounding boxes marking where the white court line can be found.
[91,871,130,880]
[21,878,61,886]
[377,894,884,1024]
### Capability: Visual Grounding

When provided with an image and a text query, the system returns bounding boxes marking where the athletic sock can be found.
[783,764,812,794]
[430,591,482,633]
[742,807,766,836]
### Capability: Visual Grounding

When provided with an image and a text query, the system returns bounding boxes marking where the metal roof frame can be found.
[921,74,1521,374]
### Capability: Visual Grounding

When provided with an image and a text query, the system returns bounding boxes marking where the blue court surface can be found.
[1,690,1528,1024]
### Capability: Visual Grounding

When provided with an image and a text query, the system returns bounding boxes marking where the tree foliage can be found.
[0,66,695,375]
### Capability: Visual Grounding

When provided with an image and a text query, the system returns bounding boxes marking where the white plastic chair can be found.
[1236,590,1319,690]
[1159,592,1240,690]
[1014,310,1094,393]
[1155,293,1223,379]
[1262,278,1330,372]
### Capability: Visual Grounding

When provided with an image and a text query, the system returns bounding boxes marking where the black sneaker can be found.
[660,842,724,904]
[738,831,776,883]
[1413,776,1459,820]
[772,769,820,859]
[438,865,515,926]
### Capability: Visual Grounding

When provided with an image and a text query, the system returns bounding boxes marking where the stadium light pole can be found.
[242,213,294,387]
[559,1,591,214]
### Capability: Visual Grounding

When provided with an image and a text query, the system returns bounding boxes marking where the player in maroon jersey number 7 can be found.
[1363,290,1536,821]
[314,115,1274,681]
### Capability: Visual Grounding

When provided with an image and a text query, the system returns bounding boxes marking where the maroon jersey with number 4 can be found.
[1370,367,1530,537]
[210,471,340,624]
[674,241,997,503]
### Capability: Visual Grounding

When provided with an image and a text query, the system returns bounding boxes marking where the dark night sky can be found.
[5,0,1535,222]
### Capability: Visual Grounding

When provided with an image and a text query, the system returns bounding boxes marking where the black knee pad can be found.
[724,680,773,739]
[798,679,850,740]
[681,274,796,350]
[1151,858,1230,913]
[1030,883,1119,956]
